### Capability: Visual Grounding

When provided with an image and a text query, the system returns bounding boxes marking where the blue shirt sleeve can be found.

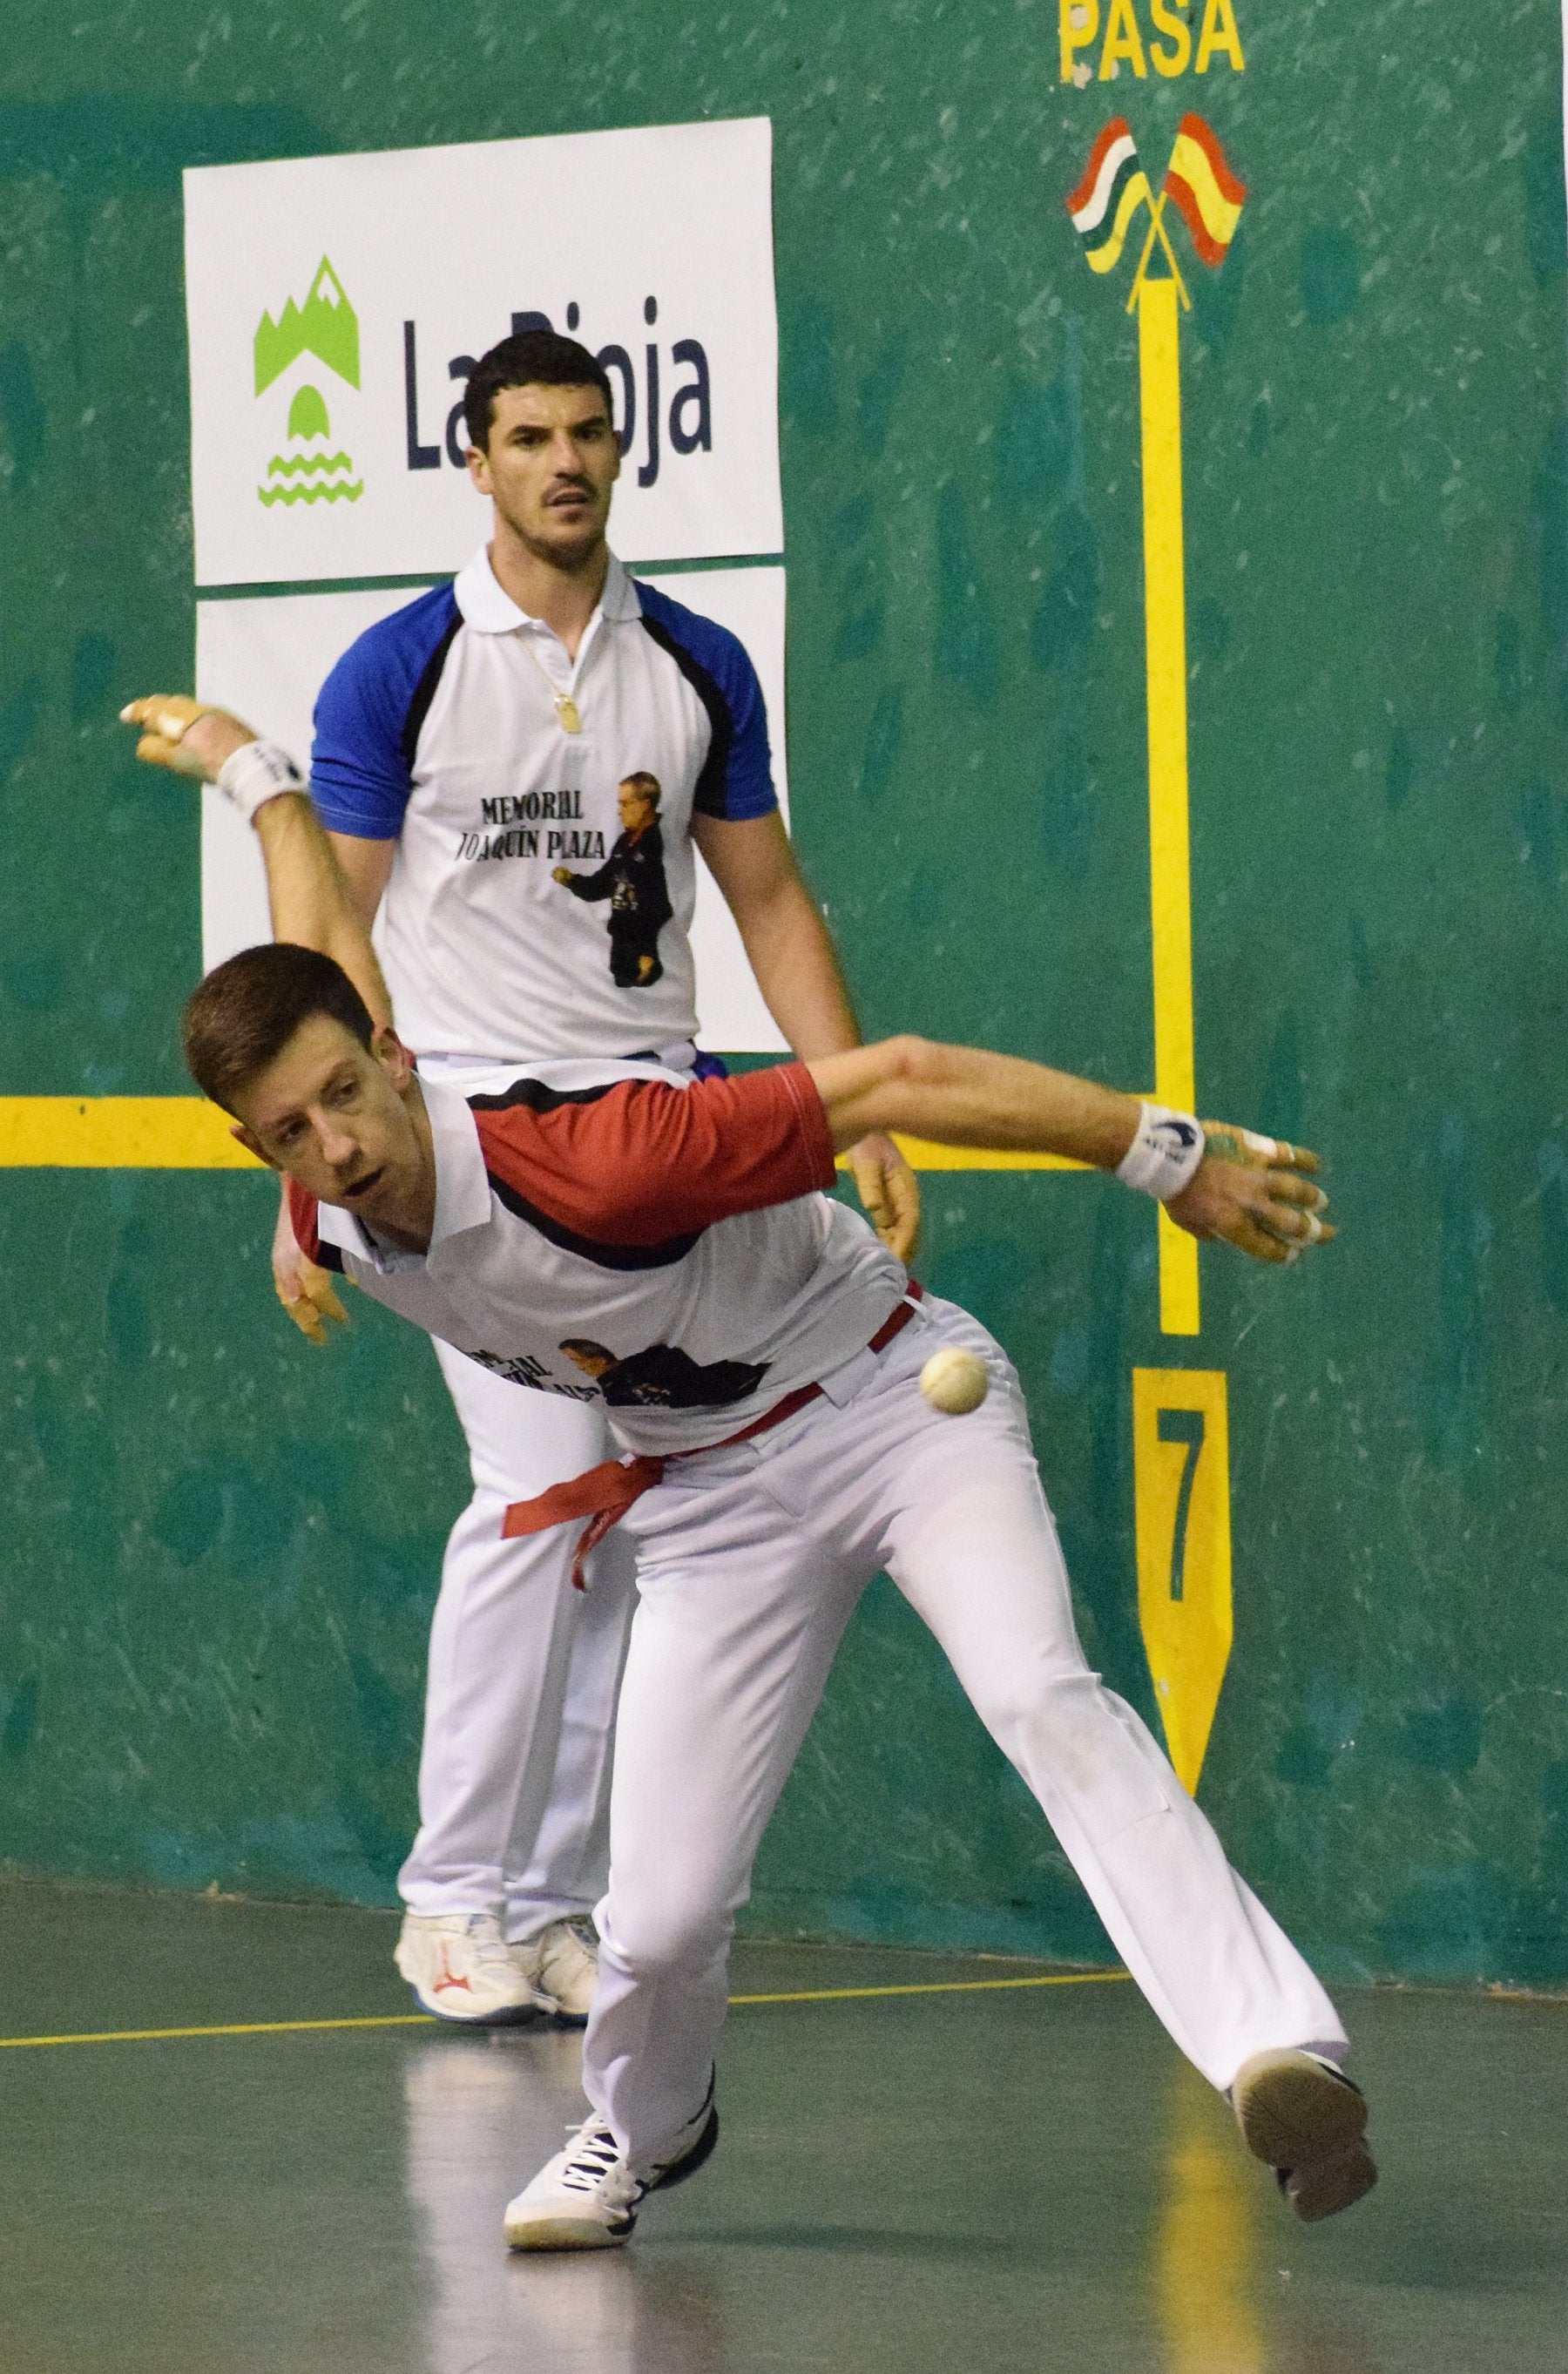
[632,580,779,822]
[309,583,461,839]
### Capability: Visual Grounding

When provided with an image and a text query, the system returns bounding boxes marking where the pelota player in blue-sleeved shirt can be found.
[309,555,778,1064]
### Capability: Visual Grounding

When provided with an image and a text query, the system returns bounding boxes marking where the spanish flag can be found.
[1068,119,1153,276]
[1161,115,1246,267]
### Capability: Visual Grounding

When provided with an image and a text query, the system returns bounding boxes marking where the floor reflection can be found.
[1156,2059,1265,2374]
[1153,2060,1384,2374]
[401,2033,729,2374]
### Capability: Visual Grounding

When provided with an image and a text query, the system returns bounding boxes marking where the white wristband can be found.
[216,736,307,823]
[1116,1104,1205,1201]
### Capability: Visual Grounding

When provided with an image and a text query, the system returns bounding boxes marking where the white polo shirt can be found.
[287,1063,908,1460]
[309,550,777,1070]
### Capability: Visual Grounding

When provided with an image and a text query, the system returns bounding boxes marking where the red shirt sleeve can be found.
[474,1062,837,1250]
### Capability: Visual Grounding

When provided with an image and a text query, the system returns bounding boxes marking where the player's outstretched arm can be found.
[120,698,394,1031]
[805,1037,1333,1267]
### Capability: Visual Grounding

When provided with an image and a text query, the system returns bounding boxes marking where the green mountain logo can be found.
[254,257,360,395]
[253,256,364,509]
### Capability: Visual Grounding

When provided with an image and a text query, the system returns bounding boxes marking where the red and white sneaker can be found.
[1231,2048,1377,2222]
[395,1911,548,2025]
[504,2080,720,2251]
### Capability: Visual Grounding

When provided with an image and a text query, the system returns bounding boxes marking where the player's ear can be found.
[231,1122,278,1171]
[372,1023,416,1090]
[465,440,491,497]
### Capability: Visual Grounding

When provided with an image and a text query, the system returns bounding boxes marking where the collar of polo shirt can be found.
[315,1078,491,1272]
[453,547,643,638]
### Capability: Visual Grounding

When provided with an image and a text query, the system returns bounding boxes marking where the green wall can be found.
[3,0,1566,1987]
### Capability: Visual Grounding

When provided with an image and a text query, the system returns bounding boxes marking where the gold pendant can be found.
[555,693,582,735]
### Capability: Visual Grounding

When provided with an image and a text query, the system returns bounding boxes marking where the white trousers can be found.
[588,1297,1348,2168]
[396,1341,637,1944]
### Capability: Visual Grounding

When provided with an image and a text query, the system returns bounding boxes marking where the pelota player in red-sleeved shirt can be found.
[128,694,1376,2250]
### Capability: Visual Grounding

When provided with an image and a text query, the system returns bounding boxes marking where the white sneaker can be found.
[1231,2048,1377,2222]
[512,1917,599,2026]
[504,2080,720,2252]
[395,1911,549,2025]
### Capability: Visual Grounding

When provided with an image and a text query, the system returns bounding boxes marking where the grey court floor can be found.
[0,1881,1565,2374]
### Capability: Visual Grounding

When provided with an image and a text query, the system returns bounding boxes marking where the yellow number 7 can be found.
[1132,1370,1233,1795]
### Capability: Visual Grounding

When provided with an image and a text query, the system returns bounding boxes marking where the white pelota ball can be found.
[919,1347,990,1416]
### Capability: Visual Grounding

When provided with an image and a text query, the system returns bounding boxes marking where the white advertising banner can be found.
[186,117,788,1049]
[195,567,790,1053]
[184,117,781,587]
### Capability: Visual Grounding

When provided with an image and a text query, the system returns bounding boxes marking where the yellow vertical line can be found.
[1137,275,1200,1338]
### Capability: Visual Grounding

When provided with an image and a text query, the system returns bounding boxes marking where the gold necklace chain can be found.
[516,630,583,734]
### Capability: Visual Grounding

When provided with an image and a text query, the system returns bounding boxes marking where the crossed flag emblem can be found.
[1068,114,1246,304]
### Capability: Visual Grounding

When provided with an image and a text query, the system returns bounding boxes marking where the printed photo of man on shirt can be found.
[552,771,673,987]
[558,1337,770,1411]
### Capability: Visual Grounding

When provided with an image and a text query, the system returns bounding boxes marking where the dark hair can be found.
[183,943,375,1115]
[463,331,615,450]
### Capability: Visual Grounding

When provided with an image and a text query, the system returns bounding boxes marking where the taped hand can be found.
[1166,1124,1335,1267]
[119,695,255,782]
[848,1133,922,1265]
[273,1187,350,1347]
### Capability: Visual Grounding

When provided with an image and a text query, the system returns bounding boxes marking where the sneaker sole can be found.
[1232,2051,1376,2222]
[400,1978,549,2028]
[537,2001,591,2029]
[1284,2143,1379,2223]
[504,2211,633,2252]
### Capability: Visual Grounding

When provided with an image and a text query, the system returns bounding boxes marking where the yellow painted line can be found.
[0,2012,435,2049]
[0,1970,1127,2050]
[727,1971,1129,2005]
[0,1099,1085,1175]
[1136,275,1200,1338]
[0,1097,260,1168]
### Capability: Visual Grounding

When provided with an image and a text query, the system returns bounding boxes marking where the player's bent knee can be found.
[600,1897,736,1981]
[977,1670,1174,1823]
[963,1650,1103,1750]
